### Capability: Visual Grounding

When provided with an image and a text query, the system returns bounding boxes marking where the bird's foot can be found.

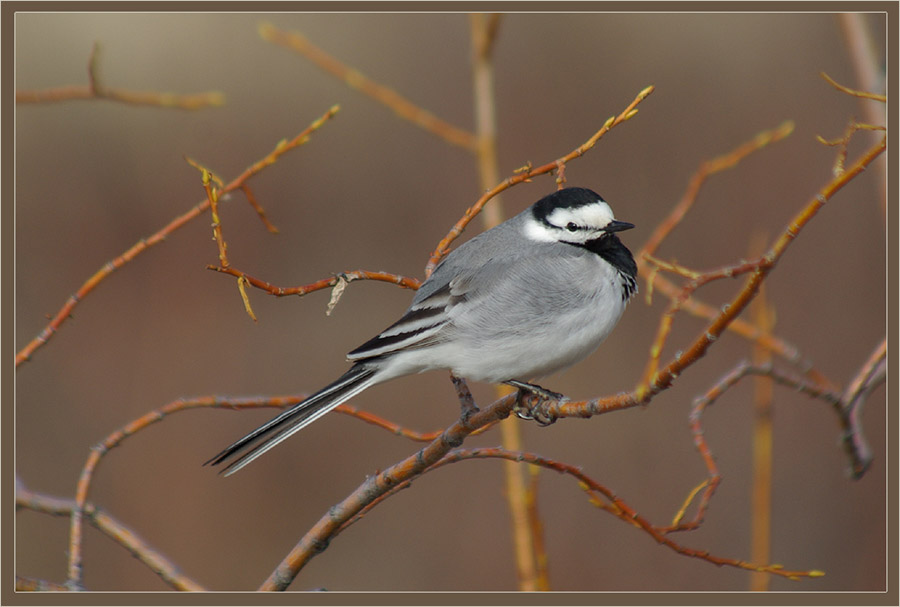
[505,380,564,426]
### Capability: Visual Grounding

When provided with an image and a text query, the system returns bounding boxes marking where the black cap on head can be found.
[531,187,607,223]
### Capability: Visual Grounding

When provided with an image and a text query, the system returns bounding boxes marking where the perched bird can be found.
[207,187,637,475]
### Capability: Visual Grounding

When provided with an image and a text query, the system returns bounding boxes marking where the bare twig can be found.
[820,70,886,102]
[639,120,795,258]
[208,266,420,298]
[838,338,885,479]
[817,119,885,177]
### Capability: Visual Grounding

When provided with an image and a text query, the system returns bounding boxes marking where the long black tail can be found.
[205,364,377,476]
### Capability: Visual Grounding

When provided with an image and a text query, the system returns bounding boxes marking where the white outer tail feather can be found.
[208,365,378,476]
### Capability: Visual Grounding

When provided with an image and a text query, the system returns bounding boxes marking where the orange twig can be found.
[639,120,794,258]
[817,120,885,177]
[240,184,280,233]
[207,266,421,297]
[639,255,769,389]
[820,71,886,102]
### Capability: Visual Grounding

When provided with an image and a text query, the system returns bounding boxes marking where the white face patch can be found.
[532,200,617,244]
[523,216,560,242]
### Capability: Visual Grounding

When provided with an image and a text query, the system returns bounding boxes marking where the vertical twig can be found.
[748,234,775,592]
[470,12,504,226]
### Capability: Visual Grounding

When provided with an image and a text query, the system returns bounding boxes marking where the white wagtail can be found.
[207,187,637,475]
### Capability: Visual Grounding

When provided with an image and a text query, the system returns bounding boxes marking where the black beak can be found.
[604,220,635,233]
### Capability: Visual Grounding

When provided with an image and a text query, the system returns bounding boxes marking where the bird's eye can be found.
[566,222,579,232]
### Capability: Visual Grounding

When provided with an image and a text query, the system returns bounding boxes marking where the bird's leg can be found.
[450,374,479,426]
[505,380,563,426]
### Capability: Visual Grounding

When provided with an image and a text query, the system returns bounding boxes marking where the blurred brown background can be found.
[14,11,887,592]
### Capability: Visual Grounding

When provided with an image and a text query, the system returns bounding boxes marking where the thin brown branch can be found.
[640,135,885,400]
[820,70,886,102]
[15,105,339,367]
[648,279,835,389]
[639,254,771,389]
[16,42,224,110]
[817,119,885,178]
[207,266,421,297]
[639,120,795,258]
[838,338,886,479]
[240,184,280,233]
[16,84,226,109]
[259,22,477,151]
[835,15,888,224]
